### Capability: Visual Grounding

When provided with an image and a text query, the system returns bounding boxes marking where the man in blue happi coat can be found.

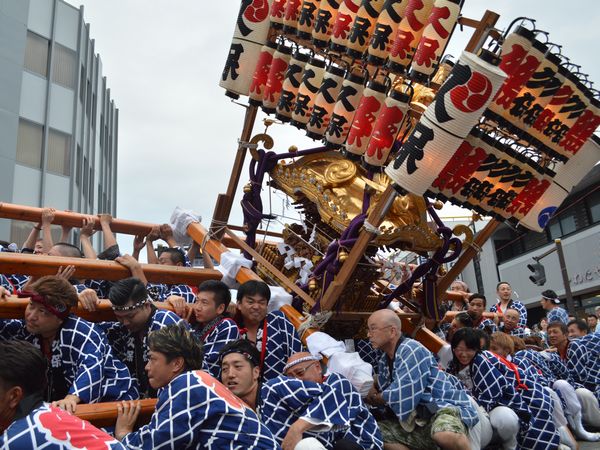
[97,277,185,398]
[0,340,128,449]
[540,289,569,325]
[234,280,303,380]
[114,324,279,449]
[220,339,369,450]
[0,276,137,413]
[365,309,478,450]
[490,282,528,328]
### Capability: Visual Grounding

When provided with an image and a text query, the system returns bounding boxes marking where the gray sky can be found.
[73,1,600,251]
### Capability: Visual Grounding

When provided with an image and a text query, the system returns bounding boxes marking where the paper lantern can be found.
[519,139,600,231]
[384,115,465,195]
[330,0,362,53]
[271,0,289,29]
[283,0,304,34]
[324,71,367,147]
[291,57,327,129]
[497,26,535,78]
[366,0,411,65]
[424,50,507,139]
[410,0,461,80]
[363,88,411,169]
[297,0,322,40]
[307,64,345,139]
[558,96,600,156]
[249,41,277,106]
[386,0,435,74]
[344,79,389,159]
[276,51,310,122]
[220,0,274,98]
[311,0,341,48]
[263,44,293,114]
[491,38,546,117]
[345,0,387,60]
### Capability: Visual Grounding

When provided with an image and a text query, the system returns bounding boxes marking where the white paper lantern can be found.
[292,57,327,129]
[270,0,288,29]
[363,88,411,168]
[307,64,345,139]
[386,0,435,74]
[311,0,341,48]
[367,0,411,65]
[557,96,600,156]
[276,51,310,122]
[344,80,389,159]
[345,0,387,60]
[519,138,600,231]
[330,0,362,53]
[283,0,304,34]
[324,70,367,147]
[297,0,323,40]
[410,0,461,80]
[424,50,507,138]
[262,44,293,113]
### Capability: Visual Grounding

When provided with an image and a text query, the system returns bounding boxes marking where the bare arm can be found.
[132,234,146,261]
[79,216,97,259]
[116,254,148,285]
[145,225,160,264]
[22,223,41,250]
[159,224,178,248]
[40,208,55,254]
[98,214,118,250]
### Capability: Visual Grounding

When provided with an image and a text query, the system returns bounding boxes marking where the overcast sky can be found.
[73,0,600,252]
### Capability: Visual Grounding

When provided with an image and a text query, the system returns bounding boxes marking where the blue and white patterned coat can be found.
[122,370,279,449]
[499,325,529,338]
[0,402,127,449]
[193,317,240,379]
[0,274,12,293]
[5,273,29,293]
[513,349,556,386]
[561,333,600,401]
[259,375,350,449]
[240,310,303,381]
[475,317,498,333]
[98,308,185,397]
[354,338,382,374]
[376,338,478,428]
[490,299,528,328]
[0,315,138,403]
[147,282,196,303]
[547,306,569,325]
[482,351,559,449]
[324,372,383,449]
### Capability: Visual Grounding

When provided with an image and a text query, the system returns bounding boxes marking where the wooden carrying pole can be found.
[0,253,222,285]
[0,298,177,322]
[74,398,157,428]
[0,202,244,250]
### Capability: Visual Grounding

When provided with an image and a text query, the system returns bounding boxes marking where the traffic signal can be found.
[527,262,546,286]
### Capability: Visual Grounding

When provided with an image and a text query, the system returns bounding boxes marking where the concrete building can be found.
[0,0,117,248]
[459,162,600,326]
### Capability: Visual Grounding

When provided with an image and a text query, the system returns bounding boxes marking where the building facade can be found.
[0,0,117,247]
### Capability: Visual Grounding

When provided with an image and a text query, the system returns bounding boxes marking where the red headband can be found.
[18,291,70,320]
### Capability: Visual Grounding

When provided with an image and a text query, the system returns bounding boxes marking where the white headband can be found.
[283,354,322,373]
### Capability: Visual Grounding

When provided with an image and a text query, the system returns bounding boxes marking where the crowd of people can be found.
[0,212,599,449]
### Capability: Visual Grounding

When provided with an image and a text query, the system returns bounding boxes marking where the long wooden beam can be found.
[0,298,177,321]
[0,253,221,285]
[74,398,157,428]
[0,202,243,249]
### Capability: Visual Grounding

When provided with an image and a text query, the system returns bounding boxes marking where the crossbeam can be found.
[0,253,221,285]
[74,398,157,428]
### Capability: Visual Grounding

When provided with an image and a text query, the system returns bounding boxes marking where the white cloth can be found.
[216,252,253,288]
[546,386,568,427]
[267,286,293,312]
[489,406,520,450]
[576,387,600,428]
[170,206,201,246]
[306,332,346,358]
[437,343,453,370]
[294,437,327,450]
[553,379,582,417]
[326,352,374,397]
[470,396,492,450]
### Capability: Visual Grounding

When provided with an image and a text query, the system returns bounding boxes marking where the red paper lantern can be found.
[249,41,277,106]
[386,0,435,74]
[330,0,362,53]
[270,0,288,29]
[324,70,367,147]
[291,57,327,129]
[366,0,411,65]
[344,79,389,159]
[283,0,304,34]
[276,51,311,122]
[307,64,346,139]
[363,87,411,169]
[262,43,293,114]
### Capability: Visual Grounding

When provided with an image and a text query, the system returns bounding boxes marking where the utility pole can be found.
[555,239,576,315]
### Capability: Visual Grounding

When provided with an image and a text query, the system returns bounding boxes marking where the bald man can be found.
[499,308,529,338]
[365,310,478,450]
[284,352,382,450]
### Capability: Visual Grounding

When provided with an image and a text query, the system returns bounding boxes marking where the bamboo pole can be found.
[0,253,222,285]
[74,398,157,428]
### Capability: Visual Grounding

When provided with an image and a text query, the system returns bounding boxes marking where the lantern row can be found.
[485,26,600,164]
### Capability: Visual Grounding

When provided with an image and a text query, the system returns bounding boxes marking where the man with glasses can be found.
[99,277,186,398]
[365,309,478,450]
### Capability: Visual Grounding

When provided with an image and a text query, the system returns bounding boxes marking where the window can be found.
[79,66,85,102]
[16,119,43,168]
[24,31,49,77]
[83,156,89,197]
[587,189,600,223]
[559,202,589,235]
[46,129,71,176]
[52,44,76,89]
[75,145,82,186]
[88,169,94,207]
